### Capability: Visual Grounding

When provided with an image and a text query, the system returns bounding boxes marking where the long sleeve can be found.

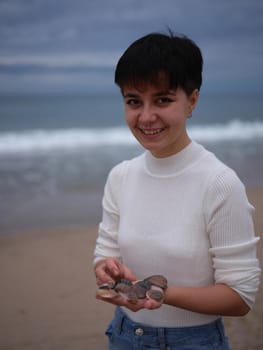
[93,163,124,265]
[205,168,261,308]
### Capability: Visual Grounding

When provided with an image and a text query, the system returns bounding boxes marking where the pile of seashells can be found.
[97,274,168,303]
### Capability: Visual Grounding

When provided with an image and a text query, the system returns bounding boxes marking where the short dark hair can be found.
[115,31,203,95]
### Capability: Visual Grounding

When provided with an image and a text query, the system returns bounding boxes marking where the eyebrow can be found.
[154,90,177,96]
[123,90,176,98]
[123,93,139,98]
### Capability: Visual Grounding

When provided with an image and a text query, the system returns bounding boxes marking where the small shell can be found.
[146,286,164,301]
[126,289,138,303]
[96,281,117,298]
[96,288,118,298]
[146,289,164,301]
[118,279,133,286]
[144,275,168,290]
[115,282,132,294]
[98,281,116,290]
[132,281,148,299]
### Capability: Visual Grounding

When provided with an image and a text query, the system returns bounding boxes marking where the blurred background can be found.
[0,0,263,234]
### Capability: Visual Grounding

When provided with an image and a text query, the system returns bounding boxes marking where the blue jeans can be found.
[106,307,231,350]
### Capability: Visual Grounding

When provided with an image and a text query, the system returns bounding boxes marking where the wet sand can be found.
[0,187,262,350]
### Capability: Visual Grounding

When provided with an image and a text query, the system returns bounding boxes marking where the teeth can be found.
[141,128,164,135]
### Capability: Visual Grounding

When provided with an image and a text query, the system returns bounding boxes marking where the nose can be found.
[138,104,157,124]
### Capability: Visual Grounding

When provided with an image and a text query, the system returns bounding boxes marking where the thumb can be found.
[123,266,137,281]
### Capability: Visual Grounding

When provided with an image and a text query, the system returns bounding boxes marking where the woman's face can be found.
[122,84,199,158]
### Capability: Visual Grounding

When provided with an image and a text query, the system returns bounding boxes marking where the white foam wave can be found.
[189,119,263,141]
[0,127,135,154]
[0,120,262,154]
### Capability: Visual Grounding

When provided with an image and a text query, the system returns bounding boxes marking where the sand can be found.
[0,188,262,350]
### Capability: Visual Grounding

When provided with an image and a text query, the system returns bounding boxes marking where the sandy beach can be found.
[0,187,262,350]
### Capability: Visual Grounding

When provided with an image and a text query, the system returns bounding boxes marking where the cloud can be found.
[0,68,116,94]
[0,0,263,94]
[0,52,120,68]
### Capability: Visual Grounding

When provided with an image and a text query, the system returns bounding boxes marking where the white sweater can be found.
[94,141,260,327]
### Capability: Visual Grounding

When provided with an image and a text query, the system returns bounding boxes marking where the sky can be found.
[0,0,262,95]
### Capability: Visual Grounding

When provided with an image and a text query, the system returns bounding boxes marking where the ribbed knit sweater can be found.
[94,141,260,327]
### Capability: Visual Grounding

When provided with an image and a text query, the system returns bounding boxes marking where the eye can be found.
[156,97,174,105]
[125,98,141,106]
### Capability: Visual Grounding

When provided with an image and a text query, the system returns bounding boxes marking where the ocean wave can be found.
[0,120,262,154]
[0,127,134,154]
[189,119,263,141]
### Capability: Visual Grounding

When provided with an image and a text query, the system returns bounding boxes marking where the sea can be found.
[0,93,263,234]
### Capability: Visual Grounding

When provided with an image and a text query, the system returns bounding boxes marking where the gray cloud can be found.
[0,0,262,94]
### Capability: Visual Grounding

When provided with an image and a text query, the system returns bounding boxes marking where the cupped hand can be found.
[94,257,136,285]
[96,293,163,312]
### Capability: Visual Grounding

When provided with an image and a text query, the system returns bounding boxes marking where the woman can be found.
[93,31,261,350]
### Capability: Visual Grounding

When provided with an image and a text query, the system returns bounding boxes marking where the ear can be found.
[187,89,199,118]
[188,89,199,114]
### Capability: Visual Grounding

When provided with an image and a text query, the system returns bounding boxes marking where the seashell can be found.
[144,275,168,290]
[118,279,133,286]
[126,289,138,303]
[146,286,165,301]
[98,281,116,290]
[96,288,118,298]
[96,274,168,303]
[115,281,133,294]
[132,281,148,299]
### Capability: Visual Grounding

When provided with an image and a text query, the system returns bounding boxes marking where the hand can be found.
[96,292,164,312]
[94,257,136,285]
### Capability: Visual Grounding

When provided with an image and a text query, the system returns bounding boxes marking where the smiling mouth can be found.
[140,128,165,135]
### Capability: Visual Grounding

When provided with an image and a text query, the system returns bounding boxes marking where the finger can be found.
[96,292,138,310]
[106,258,136,281]
[96,293,124,306]
[105,258,124,278]
[95,267,113,282]
[96,276,106,286]
[122,266,137,281]
[144,299,162,310]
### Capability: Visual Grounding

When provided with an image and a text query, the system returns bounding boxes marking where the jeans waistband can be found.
[114,307,225,340]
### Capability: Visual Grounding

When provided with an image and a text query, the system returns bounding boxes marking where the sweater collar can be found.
[144,141,204,177]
